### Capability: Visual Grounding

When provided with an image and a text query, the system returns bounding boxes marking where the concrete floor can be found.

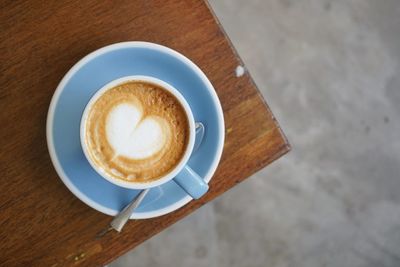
[111,0,400,266]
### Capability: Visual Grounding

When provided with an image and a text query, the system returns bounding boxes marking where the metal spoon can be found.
[109,188,149,232]
[97,122,205,236]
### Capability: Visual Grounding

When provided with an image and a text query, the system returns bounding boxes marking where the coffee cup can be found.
[80,75,208,199]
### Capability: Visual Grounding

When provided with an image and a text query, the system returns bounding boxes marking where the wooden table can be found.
[0,1,289,266]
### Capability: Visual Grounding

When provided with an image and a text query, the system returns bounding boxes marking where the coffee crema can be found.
[83,81,189,183]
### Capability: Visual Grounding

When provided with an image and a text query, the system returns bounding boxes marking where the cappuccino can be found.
[83,81,189,183]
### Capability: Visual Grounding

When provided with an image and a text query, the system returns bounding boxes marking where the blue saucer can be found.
[46,42,224,219]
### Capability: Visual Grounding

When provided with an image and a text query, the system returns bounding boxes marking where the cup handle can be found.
[173,122,208,199]
[174,165,209,199]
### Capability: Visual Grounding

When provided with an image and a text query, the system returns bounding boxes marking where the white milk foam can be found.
[106,103,168,159]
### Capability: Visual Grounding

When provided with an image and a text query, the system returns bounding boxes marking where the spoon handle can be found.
[110,188,150,232]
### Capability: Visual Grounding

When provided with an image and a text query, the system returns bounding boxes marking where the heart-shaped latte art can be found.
[106,102,169,159]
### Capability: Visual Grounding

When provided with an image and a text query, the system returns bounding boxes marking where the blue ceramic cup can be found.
[80,75,209,199]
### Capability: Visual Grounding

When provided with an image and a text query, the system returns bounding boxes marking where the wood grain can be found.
[0,0,289,266]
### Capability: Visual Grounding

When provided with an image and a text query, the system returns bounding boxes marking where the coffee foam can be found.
[106,103,169,159]
[84,81,189,183]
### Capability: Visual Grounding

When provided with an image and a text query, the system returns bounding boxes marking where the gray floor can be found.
[111,0,400,266]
